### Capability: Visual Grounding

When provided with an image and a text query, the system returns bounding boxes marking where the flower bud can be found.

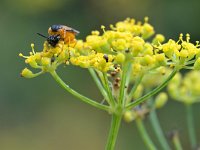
[140,55,155,66]
[155,53,167,66]
[41,57,51,66]
[112,39,128,51]
[21,68,35,78]
[124,111,134,122]
[115,53,125,63]
[142,23,155,39]
[91,30,100,36]
[154,92,168,109]
[162,40,180,58]
[143,43,153,55]
[179,50,188,58]
[152,34,165,44]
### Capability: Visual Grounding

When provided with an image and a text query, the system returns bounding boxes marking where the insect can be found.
[103,54,109,62]
[48,25,79,43]
[37,25,79,47]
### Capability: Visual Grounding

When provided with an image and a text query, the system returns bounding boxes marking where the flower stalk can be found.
[103,72,116,107]
[126,68,178,110]
[136,118,157,150]
[149,100,171,150]
[186,104,197,149]
[119,62,131,106]
[88,68,109,102]
[50,70,110,111]
[127,75,143,103]
[171,131,183,150]
[105,113,122,150]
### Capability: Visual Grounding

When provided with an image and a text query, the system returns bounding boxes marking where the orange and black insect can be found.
[37,25,79,47]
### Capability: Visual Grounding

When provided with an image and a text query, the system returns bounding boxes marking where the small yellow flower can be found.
[155,54,167,66]
[132,63,143,76]
[129,36,145,56]
[179,49,188,58]
[140,55,155,66]
[143,43,153,56]
[21,68,42,78]
[162,39,181,58]
[152,34,165,45]
[141,23,155,39]
[91,30,100,36]
[21,68,34,78]
[112,39,128,51]
[115,53,125,64]
[41,57,51,66]
[124,111,135,122]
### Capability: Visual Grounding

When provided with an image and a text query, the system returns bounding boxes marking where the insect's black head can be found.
[47,35,61,47]
[37,33,60,47]
[51,25,62,32]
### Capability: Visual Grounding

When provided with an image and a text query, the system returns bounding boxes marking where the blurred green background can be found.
[1,0,200,149]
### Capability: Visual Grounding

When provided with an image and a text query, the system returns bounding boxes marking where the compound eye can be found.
[51,25,61,32]
[47,35,60,47]
[53,35,60,41]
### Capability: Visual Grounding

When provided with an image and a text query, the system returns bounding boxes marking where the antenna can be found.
[37,33,48,38]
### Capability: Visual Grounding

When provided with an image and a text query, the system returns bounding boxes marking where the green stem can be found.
[136,118,157,150]
[172,132,183,150]
[103,72,116,107]
[105,114,122,150]
[50,71,109,111]
[186,104,197,149]
[119,62,130,106]
[88,68,109,101]
[126,68,178,110]
[148,99,171,150]
[127,75,143,103]
[185,59,195,65]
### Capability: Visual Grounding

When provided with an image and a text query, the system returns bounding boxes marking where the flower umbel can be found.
[19,18,200,150]
[168,70,200,104]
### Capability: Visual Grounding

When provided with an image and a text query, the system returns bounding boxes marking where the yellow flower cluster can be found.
[83,18,170,78]
[70,52,115,72]
[19,18,161,78]
[19,41,71,77]
[168,71,200,104]
[161,34,200,69]
[85,18,156,56]
[19,18,200,79]
[113,17,155,39]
